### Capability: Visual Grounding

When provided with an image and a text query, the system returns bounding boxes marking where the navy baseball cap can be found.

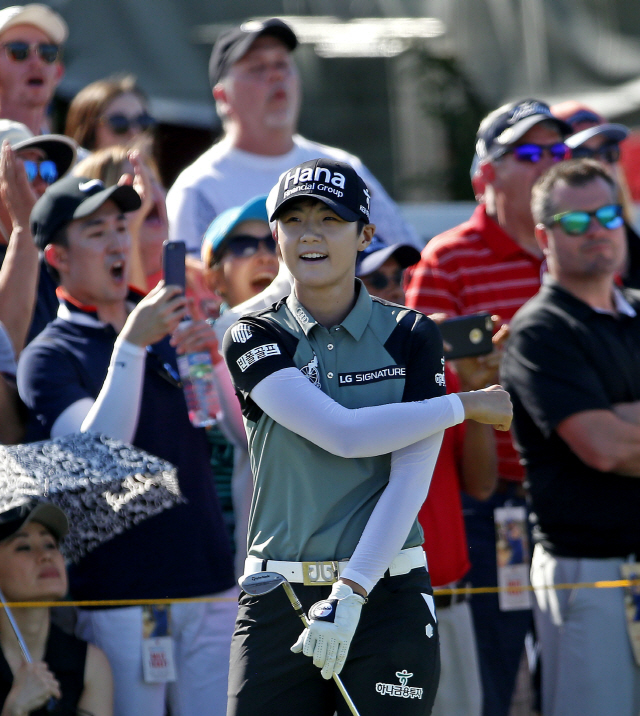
[476,99,572,161]
[209,18,298,86]
[31,175,142,250]
[0,503,68,542]
[201,194,269,265]
[356,236,420,277]
[267,158,371,224]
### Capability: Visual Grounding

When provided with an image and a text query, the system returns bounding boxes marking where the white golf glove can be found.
[291,581,366,680]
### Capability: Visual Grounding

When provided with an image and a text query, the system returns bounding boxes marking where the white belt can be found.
[243,546,427,586]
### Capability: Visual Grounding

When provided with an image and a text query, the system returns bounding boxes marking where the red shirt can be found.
[419,367,470,586]
[406,204,543,481]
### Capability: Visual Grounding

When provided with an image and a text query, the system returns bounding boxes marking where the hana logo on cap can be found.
[270,159,371,224]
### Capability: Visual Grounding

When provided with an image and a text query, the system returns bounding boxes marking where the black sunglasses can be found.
[2,41,60,64]
[102,113,156,135]
[23,159,58,185]
[222,234,276,259]
[364,269,404,291]
[570,142,621,164]
[502,143,570,163]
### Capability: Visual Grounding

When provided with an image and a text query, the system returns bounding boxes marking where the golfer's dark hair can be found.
[42,226,68,284]
[531,158,617,226]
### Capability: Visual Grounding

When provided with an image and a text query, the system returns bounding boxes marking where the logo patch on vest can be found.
[338,365,405,386]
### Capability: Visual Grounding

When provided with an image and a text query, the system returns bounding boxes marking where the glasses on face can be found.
[23,159,58,185]
[503,143,570,163]
[101,113,156,135]
[222,234,276,260]
[2,41,60,64]
[570,142,621,164]
[551,204,624,236]
[364,269,404,291]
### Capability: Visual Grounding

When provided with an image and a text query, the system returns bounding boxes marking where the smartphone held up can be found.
[162,240,219,428]
[438,313,494,361]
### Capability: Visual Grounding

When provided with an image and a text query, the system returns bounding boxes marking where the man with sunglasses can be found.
[501,158,640,716]
[551,101,640,289]
[167,18,419,256]
[0,5,66,135]
[405,98,572,716]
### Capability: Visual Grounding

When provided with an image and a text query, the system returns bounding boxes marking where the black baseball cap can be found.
[476,99,572,161]
[0,503,68,543]
[356,236,421,277]
[267,158,372,224]
[31,175,142,250]
[209,18,298,86]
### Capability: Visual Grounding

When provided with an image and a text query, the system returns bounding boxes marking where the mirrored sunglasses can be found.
[23,159,58,185]
[102,113,156,135]
[222,234,276,259]
[505,143,570,163]
[364,269,404,291]
[551,204,624,236]
[570,142,621,164]
[2,41,60,64]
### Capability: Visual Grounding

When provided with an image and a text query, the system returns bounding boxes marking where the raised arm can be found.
[250,368,510,458]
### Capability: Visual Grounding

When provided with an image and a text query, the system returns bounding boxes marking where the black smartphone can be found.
[162,240,186,292]
[438,313,494,360]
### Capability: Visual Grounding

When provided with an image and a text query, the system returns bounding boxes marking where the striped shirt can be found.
[405,204,543,481]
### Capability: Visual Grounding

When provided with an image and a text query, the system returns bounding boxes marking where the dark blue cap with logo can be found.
[31,175,141,250]
[267,158,371,224]
[476,98,572,161]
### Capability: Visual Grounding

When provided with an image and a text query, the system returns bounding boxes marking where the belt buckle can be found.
[302,561,339,586]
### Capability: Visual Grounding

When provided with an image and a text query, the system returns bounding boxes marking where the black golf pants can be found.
[227,567,440,716]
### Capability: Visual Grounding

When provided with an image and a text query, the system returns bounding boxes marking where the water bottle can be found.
[176,322,220,428]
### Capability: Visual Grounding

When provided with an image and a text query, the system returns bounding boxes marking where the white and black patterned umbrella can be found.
[0,432,184,563]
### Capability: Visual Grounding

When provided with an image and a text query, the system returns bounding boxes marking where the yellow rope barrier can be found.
[0,578,638,608]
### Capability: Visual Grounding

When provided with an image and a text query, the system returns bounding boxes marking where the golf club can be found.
[241,571,362,716]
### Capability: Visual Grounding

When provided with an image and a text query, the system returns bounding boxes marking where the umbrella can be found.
[0,432,185,563]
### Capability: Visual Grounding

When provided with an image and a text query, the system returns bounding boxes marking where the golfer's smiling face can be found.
[276,198,372,291]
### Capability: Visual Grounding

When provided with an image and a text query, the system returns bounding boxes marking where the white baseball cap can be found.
[0,4,68,44]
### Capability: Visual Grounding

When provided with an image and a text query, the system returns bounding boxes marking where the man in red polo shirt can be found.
[406,99,572,716]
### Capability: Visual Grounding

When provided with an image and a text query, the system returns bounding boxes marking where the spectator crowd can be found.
[0,4,639,716]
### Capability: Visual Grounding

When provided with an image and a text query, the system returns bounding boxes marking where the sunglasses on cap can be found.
[502,143,570,163]
[363,269,404,291]
[220,234,276,260]
[550,204,624,236]
[101,113,156,135]
[2,41,60,64]
[23,159,58,185]
[570,142,621,165]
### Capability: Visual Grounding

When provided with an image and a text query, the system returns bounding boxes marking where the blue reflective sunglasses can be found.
[551,204,624,235]
[23,159,58,185]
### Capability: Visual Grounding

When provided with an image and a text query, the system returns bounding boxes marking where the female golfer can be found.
[223,158,511,716]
